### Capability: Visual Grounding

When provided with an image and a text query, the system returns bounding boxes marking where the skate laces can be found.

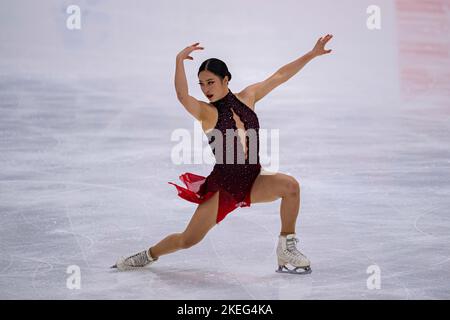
[125,251,149,267]
[286,237,304,257]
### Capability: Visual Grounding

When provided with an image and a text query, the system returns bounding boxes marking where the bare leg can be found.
[149,191,220,258]
[279,183,300,235]
[250,172,301,235]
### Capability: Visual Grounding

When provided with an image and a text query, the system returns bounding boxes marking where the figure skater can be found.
[112,34,333,274]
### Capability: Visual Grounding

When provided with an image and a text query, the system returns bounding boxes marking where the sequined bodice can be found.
[206,89,260,165]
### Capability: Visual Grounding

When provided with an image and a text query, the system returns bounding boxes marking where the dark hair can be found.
[197,58,232,83]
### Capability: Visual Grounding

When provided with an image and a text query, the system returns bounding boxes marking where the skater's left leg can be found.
[250,173,310,274]
[249,172,300,235]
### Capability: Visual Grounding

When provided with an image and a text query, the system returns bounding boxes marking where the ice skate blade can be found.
[276,265,312,275]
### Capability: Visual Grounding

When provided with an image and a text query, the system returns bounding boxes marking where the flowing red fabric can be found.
[168,172,251,224]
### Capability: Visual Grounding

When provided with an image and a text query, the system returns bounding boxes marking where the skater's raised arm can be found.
[240,34,333,105]
[175,42,206,121]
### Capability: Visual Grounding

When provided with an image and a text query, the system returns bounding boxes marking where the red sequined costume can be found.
[168,89,262,224]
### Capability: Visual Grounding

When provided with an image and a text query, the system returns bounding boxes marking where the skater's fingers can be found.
[323,34,333,43]
[187,46,203,53]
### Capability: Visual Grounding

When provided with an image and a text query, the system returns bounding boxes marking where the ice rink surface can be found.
[0,0,449,299]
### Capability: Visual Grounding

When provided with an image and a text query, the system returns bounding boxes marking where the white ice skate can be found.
[276,234,311,275]
[111,249,158,271]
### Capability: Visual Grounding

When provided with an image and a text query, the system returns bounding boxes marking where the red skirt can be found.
[168,168,260,224]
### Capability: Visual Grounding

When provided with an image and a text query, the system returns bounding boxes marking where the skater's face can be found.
[198,70,229,102]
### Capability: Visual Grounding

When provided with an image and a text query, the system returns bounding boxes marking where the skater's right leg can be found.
[149,191,220,258]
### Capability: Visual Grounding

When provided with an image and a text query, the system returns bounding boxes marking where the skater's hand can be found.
[176,42,204,61]
[310,34,333,57]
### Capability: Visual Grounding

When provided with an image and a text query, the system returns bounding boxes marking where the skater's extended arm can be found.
[241,34,333,104]
[175,42,205,121]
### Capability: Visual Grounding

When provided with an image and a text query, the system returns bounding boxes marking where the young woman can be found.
[113,34,333,274]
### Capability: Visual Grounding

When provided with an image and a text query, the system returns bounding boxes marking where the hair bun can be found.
[198,58,232,83]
